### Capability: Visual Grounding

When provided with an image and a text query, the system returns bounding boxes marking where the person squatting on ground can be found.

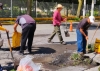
[76,16,95,55]
[48,4,67,45]
[14,14,36,55]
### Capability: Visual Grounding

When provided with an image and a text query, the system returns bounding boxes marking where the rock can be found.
[84,66,100,71]
[84,53,100,63]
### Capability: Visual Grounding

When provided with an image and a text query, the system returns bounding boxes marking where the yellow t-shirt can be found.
[0,26,6,31]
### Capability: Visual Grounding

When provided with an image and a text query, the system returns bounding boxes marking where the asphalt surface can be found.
[0,23,100,71]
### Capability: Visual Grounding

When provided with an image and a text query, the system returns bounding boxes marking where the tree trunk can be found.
[76,0,83,17]
[27,0,32,15]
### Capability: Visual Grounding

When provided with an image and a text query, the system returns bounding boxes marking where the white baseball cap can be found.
[89,16,95,23]
[56,4,63,8]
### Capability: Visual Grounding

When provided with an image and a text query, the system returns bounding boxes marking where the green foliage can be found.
[94,11,99,16]
[70,53,81,61]
[87,44,95,53]
[10,69,16,71]
[74,17,81,21]
[70,53,91,66]
[98,66,100,71]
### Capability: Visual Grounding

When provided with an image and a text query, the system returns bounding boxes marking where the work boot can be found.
[61,41,66,45]
[19,51,24,55]
[28,50,32,54]
[48,39,51,43]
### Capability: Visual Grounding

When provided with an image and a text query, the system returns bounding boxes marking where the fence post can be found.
[11,0,12,18]
[83,0,86,19]
[99,5,100,16]
[91,0,95,16]
[35,0,37,18]
[72,2,74,15]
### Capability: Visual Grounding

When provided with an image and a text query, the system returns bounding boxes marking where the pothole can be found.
[50,53,70,67]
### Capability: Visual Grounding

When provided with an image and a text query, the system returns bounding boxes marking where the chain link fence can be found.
[0,0,100,18]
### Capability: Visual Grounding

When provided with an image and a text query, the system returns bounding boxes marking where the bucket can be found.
[94,38,100,54]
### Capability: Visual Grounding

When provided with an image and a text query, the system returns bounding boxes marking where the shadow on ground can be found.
[0,46,25,51]
[0,46,56,55]
[0,44,77,71]
[52,41,76,45]
[32,47,56,54]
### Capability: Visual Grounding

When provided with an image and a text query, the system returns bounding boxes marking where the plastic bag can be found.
[17,55,41,71]
[12,32,21,48]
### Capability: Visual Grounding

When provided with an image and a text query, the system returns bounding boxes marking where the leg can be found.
[48,26,56,41]
[27,24,36,52]
[76,29,83,53]
[20,26,30,53]
[55,26,63,43]
[83,31,88,54]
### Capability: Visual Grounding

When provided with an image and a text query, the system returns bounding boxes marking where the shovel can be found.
[63,22,70,37]
[87,24,100,64]
[6,32,17,68]
[87,24,100,52]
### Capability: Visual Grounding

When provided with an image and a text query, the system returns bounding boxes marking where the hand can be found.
[85,36,88,41]
[63,18,67,22]
[5,29,9,32]
[14,30,17,32]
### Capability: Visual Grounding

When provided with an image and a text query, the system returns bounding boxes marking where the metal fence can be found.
[0,0,100,18]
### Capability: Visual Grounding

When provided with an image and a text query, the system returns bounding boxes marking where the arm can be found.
[0,26,9,32]
[63,17,67,22]
[80,28,88,40]
[0,26,6,31]
[53,11,60,24]
[61,17,63,21]
[14,23,18,32]
[80,28,87,37]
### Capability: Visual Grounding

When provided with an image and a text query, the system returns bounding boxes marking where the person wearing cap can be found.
[14,14,36,55]
[48,4,67,45]
[76,16,95,55]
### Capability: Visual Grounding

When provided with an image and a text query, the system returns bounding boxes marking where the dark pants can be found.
[76,29,88,54]
[20,23,36,53]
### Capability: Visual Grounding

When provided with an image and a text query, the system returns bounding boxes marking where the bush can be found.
[74,17,81,21]
[0,16,100,24]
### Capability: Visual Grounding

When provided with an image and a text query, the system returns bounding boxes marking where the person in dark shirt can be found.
[76,16,95,55]
[14,14,36,55]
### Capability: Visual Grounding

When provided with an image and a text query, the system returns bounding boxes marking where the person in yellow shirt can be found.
[0,3,8,32]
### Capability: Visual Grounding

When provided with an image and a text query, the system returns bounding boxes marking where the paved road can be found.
[1,24,100,46]
[0,24,100,71]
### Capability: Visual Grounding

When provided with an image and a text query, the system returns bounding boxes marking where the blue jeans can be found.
[76,29,88,54]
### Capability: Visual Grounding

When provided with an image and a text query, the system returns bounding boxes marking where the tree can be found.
[76,0,83,17]
[27,0,32,15]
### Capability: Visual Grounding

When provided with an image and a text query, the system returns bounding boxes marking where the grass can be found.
[10,69,16,71]
[98,66,100,71]
[87,44,95,53]
[70,53,91,66]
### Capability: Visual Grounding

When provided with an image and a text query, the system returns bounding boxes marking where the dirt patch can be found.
[32,44,77,70]
[32,44,99,71]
